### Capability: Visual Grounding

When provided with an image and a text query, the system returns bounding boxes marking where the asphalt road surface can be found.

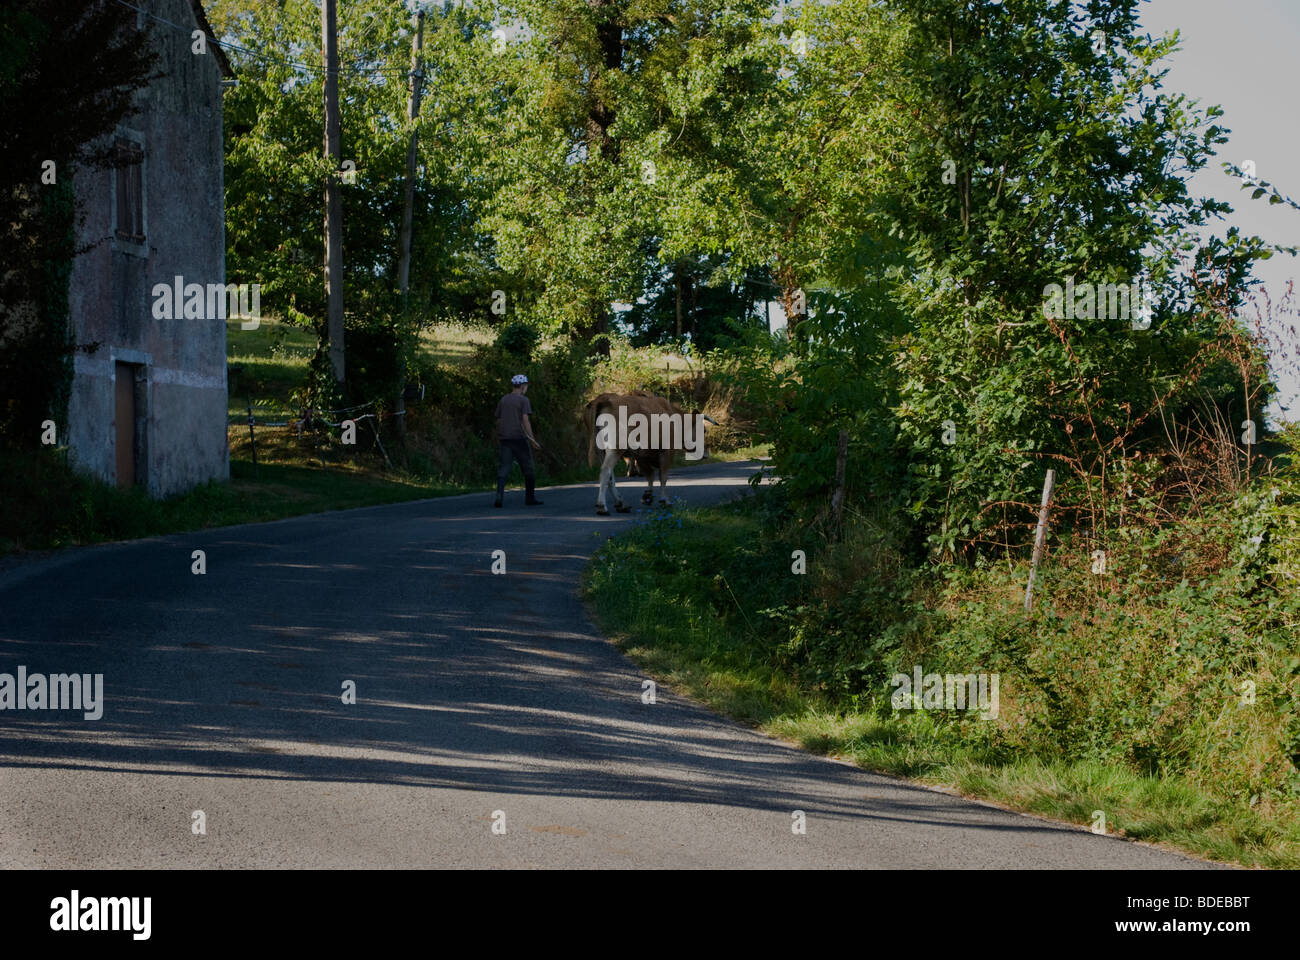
[0,460,1219,868]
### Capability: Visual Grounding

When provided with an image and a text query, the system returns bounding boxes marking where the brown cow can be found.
[584,391,718,515]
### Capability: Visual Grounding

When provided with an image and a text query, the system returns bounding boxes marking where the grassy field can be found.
[583,492,1300,869]
[225,318,495,417]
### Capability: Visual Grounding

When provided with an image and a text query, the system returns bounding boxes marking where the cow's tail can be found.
[585,399,599,467]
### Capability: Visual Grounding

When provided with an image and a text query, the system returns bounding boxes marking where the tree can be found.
[0,0,156,445]
[878,0,1268,551]
[621,252,770,351]
[210,0,496,405]
[475,1,740,355]
[644,1,900,350]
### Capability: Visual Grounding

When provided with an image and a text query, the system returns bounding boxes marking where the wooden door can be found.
[115,362,135,488]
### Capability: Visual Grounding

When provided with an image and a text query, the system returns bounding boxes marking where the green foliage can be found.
[0,0,156,445]
[0,181,77,443]
[585,458,1300,864]
[409,324,593,484]
[712,0,1280,563]
[342,318,407,410]
[210,0,499,394]
[620,256,771,352]
[0,445,455,555]
[495,319,540,361]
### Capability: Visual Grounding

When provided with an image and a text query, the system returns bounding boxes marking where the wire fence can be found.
[228,396,398,470]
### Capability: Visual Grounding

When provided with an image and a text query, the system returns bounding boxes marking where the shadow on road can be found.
[0,462,1141,850]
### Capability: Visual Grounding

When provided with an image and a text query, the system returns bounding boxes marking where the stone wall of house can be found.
[66,0,229,498]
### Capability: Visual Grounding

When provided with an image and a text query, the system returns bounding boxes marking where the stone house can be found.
[66,0,233,497]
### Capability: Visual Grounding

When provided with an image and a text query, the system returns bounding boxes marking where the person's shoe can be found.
[493,498,503,508]
[525,497,544,506]
[615,503,631,513]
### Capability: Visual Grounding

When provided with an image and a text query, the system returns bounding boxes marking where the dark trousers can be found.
[497,438,536,500]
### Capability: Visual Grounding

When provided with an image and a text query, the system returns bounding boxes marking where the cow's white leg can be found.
[596,448,614,509]
[597,448,625,513]
[658,464,669,504]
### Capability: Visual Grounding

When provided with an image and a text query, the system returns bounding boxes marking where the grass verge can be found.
[0,446,468,555]
[582,494,1299,869]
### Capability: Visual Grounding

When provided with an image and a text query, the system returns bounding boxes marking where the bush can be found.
[758,440,1300,803]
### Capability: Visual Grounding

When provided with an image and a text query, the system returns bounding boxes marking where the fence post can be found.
[313,409,326,467]
[246,402,258,473]
[1024,468,1056,612]
[366,415,392,470]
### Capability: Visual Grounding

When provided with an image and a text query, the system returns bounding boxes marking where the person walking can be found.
[494,374,543,507]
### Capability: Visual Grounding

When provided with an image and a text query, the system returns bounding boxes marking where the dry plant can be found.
[1016,258,1288,553]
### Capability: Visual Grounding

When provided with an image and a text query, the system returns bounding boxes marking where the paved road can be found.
[0,461,1217,868]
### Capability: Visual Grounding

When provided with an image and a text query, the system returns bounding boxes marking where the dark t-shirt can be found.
[495,392,533,440]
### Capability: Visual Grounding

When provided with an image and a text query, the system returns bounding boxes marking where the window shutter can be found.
[114,138,144,241]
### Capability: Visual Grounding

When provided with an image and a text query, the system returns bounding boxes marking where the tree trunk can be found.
[577,301,611,358]
[322,0,344,385]
[396,10,424,306]
[830,429,849,538]
[688,269,697,339]
[394,10,424,440]
[578,0,622,357]
[780,282,807,351]
[585,1,623,164]
[675,263,684,338]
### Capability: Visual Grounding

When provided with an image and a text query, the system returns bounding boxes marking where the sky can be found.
[1123,0,1300,420]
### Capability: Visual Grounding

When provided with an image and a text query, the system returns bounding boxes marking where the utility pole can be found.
[323,0,344,385]
[394,9,426,439]
[397,9,425,306]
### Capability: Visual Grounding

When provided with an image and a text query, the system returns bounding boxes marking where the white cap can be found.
[511,374,528,385]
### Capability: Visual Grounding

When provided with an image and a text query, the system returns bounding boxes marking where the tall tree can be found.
[646,0,901,349]
[476,1,726,354]
[878,0,1264,549]
[210,0,489,403]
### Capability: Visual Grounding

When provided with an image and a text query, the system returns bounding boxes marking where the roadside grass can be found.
[225,318,732,421]
[701,442,771,463]
[225,319,495,416]
[0,446,465,555]
[0,433,739,556]
[582,494,1300,869]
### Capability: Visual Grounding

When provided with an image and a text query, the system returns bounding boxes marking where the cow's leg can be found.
[658,458,670,505]
[595,448,614,514]
[641,465,654,505]
[612,455,631,511]
[597,448,628,515]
